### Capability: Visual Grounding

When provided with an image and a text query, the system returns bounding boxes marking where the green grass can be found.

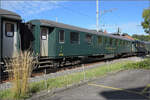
[123,58,150,70]
[0,59,150,100]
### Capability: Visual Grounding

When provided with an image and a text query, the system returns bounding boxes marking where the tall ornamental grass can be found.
[6,51,34,99]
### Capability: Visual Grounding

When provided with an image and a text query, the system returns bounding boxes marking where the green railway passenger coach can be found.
[133,40,150,54]
[28,19,133,61]
[144,42,150,54]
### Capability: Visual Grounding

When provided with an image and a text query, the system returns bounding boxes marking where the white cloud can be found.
[2,1,61,16]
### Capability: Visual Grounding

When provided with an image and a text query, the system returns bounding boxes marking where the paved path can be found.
[45,70,150,100]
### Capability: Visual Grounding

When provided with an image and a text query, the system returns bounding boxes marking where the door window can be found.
[41,28,48,40]
[86,34,92,44]
[5,23,14,37]
[59,30,65,43]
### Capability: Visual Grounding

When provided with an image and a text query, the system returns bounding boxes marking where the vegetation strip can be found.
[0,59,150,99]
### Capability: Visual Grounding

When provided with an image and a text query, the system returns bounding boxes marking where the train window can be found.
[127,42,129,45]
[120,40,122,45]
[123,41,125,45]
[117,40,119,46]
[86,34,92,44]
[125,41,127,45]
[115,40,118,46]
[121,41,123,45]
[70,32,79,44]
[98,36,102,44]
[59,30,65,43]
[113,39,115,46]
[119,40,121,45]
[5,23,14,37]
[104,37,107,44]
[41,28,48,40]
[110,38,113,45]
[118,40,120,46]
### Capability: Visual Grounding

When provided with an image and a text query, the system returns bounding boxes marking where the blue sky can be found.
[2,0,150,35]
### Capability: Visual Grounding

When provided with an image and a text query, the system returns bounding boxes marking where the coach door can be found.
[40,27,48,56]
[2,21,18,58]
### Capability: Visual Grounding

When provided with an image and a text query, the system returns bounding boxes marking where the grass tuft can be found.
[6,51,34,99]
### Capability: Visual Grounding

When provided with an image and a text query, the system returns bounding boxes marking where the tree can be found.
[122,33,129,36]
[132,34,150,41]
[141,8,150,34]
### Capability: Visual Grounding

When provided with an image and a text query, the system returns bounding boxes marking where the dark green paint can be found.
[30,20,134,59]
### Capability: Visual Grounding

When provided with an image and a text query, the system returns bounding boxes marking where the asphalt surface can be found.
[44,69,150,100]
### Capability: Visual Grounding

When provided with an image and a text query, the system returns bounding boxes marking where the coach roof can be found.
[29,19,132,41]
[0,9,21,20]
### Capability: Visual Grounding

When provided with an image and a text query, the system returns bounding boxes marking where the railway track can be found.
[0,55,144,84]
[31,55,138,75]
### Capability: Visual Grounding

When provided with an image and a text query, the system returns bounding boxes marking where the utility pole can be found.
[56,17,58,22]
[96,0,99,32]
[0,0,1,9]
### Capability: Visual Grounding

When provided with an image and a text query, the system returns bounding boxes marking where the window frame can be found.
[98,36,102,45]
[40,27,48,40]
[114,39,118,46]
[59,30,65,44]
[70,32,80,44]
[121,40,123,45]
[85,34,92,45]
[109,38,113,46]
[104,37,107,44]
[5,23,15,37]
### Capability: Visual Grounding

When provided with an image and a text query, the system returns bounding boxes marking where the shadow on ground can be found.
[100,86,150,100]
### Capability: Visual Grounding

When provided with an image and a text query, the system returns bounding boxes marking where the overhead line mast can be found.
[96,0,99,32]
[0,0,1,9]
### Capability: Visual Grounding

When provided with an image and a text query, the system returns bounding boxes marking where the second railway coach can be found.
[28,19,133,66]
